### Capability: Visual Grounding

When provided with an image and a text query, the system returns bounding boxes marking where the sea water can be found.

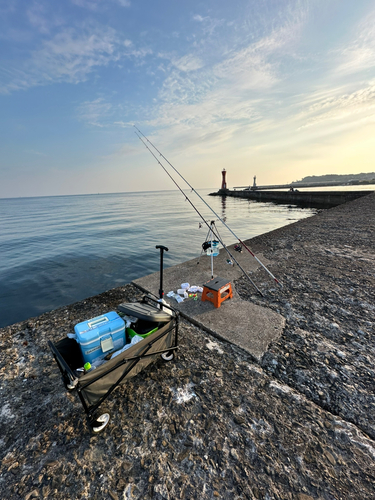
[0,189,317,327]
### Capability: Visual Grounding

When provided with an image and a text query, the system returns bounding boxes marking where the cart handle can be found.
[142,294,179,316]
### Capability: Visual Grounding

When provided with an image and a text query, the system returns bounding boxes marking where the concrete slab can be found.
[133,243,285,360]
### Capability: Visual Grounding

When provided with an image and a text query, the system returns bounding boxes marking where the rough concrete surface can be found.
[134,250,284,360]
[0,193,374,500]
[237,192,375,441]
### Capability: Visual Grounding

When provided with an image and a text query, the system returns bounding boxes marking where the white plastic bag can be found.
[111,334,144,359]
[188,286,203,293]
[122,314,138,329]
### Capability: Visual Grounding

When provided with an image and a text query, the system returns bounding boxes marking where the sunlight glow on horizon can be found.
[1,0,375,198]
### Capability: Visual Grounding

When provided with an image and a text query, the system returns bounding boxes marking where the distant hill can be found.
[292,173,375,185]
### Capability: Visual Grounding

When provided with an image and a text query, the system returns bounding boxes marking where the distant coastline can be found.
[291,172,375,185]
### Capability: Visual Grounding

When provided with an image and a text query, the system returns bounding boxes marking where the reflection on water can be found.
[0,189,317,327]
[221,196,227,221]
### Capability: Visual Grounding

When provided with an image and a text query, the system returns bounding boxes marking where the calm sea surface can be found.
[0,189,318,327]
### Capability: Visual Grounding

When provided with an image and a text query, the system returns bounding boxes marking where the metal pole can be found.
[210,221,214,278]
[156,245,168,299]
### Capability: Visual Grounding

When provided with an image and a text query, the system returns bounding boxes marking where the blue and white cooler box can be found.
[74,311,126,365]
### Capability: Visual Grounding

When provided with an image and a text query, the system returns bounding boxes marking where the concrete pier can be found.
[1,192,374,499]
[210,188,373,208]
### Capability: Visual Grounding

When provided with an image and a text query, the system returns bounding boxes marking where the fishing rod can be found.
[134,126,282,288]
[135,131,264,297]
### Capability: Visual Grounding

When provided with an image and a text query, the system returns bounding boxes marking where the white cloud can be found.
[71,0,130,9]
[154,20,299,128]
[135,4,318,162]
[292,8,375,131]
[335,9,375,75]
[77,97,113,127]
[33,26,118,82]
[0,26,119,93]
[172,54,204,72]
[213,46,277,91]
[70,0,99,10]
[155,24,291,114]
[193,15,205,23]
[27,2,50,34]
[0,23,152,93]
[126,46,152,59]
[113,121,130,128]
[297,82,375,130]
[192,13,225,36]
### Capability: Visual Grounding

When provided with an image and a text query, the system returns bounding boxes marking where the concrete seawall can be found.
[0,193,374,499]
[211,188,373,208]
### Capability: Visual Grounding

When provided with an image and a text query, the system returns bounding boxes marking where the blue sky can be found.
[1,0,375,197]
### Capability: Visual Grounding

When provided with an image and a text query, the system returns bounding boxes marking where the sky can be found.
[1,0,375,198]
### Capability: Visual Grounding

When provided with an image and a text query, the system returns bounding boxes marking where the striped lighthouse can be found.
[221,168,227,190]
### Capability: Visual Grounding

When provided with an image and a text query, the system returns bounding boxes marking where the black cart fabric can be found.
[55,337,84,369]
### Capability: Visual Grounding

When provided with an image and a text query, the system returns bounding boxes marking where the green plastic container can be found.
[127,327,158,340]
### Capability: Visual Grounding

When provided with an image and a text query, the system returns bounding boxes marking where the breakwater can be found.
[211,188,374,208]
[0,193,374,499]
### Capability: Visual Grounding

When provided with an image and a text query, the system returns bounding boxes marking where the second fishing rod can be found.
[134,126,282,288]
[135,131,264,297]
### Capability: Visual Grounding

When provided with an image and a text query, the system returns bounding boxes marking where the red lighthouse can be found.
[221,169,227,190]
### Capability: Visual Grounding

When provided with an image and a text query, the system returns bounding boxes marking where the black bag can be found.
[55,337,84,370]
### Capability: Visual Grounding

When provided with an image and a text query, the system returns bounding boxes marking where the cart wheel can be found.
[91,413,110,434]
[161,351,175,362]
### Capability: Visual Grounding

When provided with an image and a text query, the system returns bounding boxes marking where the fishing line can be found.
[197,225,212,266]
[135,131,264,296]
[134,126,282,288]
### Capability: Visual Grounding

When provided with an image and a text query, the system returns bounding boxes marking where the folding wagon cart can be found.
[49,295,178,433]
[48,245,178,433]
